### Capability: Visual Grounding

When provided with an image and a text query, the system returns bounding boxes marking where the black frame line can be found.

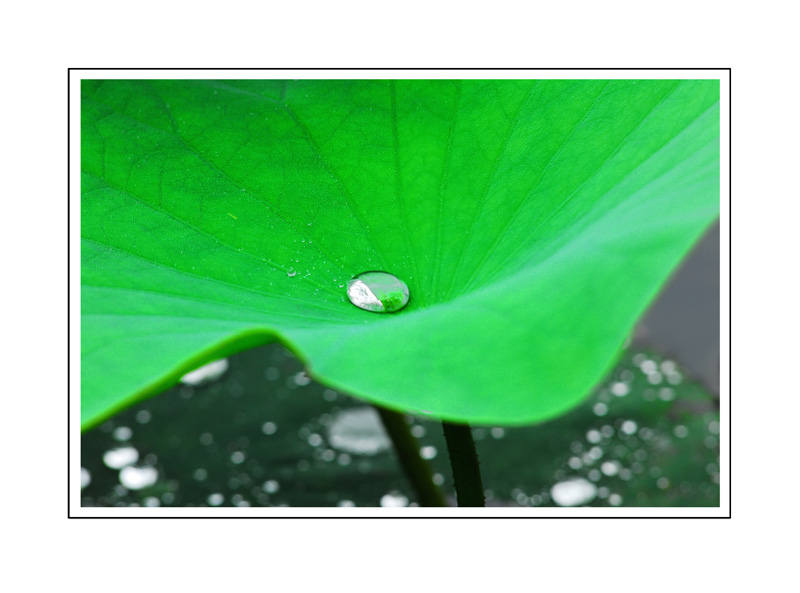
[68,67,732,519]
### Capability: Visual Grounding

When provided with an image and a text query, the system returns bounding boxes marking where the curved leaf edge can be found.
[81,327,628,433]
[81,211,718,433]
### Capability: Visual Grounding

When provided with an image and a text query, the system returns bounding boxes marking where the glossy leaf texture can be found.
[81,79,719,429]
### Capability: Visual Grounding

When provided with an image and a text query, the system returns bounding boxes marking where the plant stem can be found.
[442,421,485,507]
[375,407,447,507]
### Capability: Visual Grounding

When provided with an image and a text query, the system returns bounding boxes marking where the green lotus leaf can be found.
[81,79,719,429]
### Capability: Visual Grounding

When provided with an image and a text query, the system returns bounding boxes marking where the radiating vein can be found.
[83,285,351,325]
[389,81,421,294]
[459,82,682,293]
[446,81,611,299]
[477,125,718,291]
[81,236,351,316]
[430,81,461,300]
[441,82,540,299]
[84,91,352,280]
[280,97,391,269]
[82,170,343,299]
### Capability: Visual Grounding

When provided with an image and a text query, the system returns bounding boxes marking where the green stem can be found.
[375,407,448,507]
[442,421,485,507]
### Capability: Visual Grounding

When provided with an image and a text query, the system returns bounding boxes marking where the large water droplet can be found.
[346,271,409,313]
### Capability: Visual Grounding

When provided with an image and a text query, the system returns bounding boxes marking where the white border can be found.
[69,68,730,518]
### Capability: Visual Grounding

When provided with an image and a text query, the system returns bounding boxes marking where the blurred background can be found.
[80,221,721,508]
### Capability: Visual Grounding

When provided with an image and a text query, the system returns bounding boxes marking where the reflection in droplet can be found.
[550,478,597,507]
[119,466,158,490]
[103,446,139,469]
[346,271,410,313]
[180,358,229,386]
[287,267,296,277]
[327,407,391,455]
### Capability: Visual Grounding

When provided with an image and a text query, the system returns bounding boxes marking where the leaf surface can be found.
[81,79,719,428]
